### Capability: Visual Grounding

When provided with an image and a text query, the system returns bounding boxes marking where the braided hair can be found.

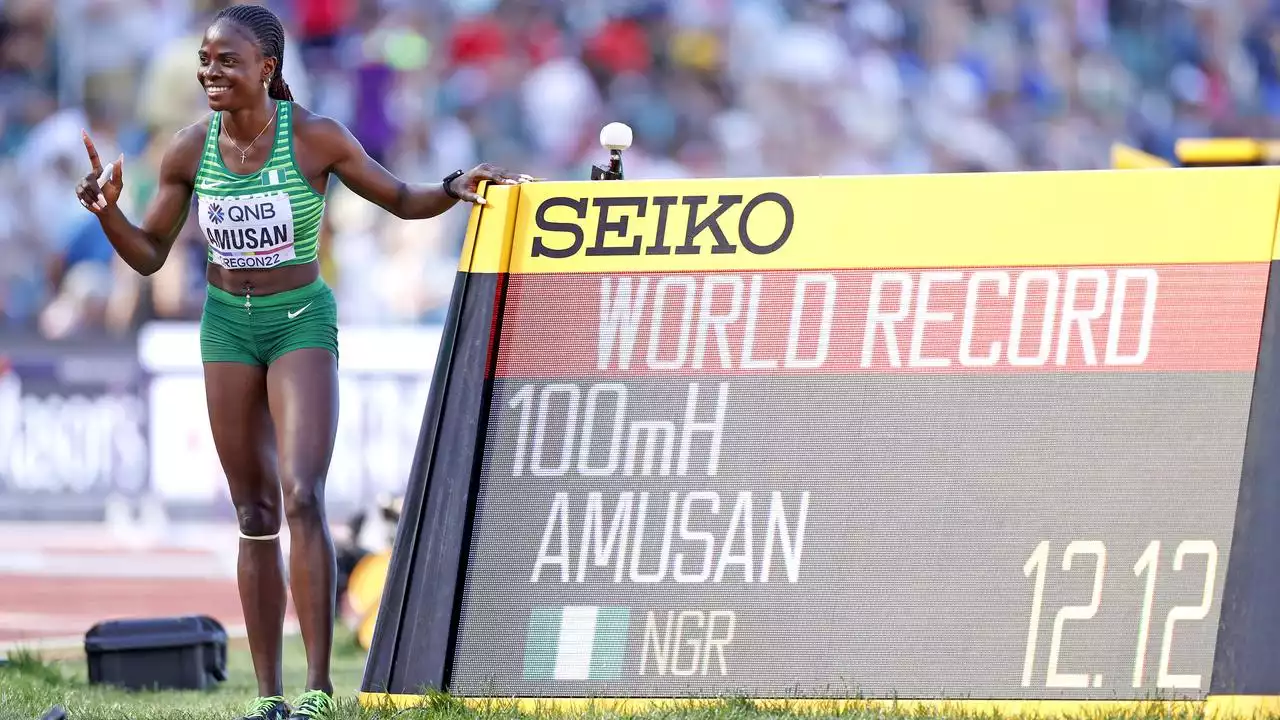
[214,3,294,101]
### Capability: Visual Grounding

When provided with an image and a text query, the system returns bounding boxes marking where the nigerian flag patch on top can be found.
[523,606,630,680]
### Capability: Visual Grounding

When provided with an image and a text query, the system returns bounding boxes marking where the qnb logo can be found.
[207,203,225,224]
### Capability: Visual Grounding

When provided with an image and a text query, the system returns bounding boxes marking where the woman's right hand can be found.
[76,130,124,214]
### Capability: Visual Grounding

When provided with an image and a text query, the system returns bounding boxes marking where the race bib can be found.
[199,192,297,270]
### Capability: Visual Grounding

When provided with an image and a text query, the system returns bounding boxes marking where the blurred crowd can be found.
[2,0,1279,338]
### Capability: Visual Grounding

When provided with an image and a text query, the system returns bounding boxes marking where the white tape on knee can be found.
[239,531,281,541]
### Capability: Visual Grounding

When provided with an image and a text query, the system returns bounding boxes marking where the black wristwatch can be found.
[442,169,465,199]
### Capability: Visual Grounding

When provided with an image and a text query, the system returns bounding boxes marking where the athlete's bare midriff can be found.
[206,258,320,296]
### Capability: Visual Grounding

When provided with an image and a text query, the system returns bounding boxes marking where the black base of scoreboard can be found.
[360,264,505,695]
[1210,259,1280,695]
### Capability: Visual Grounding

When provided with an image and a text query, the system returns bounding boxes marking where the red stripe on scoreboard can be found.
[493,264,1268,377]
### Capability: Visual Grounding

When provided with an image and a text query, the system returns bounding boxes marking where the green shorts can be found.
[200,277,339,366]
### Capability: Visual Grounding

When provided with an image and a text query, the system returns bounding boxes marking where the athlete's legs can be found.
[205,361,288,700]
[266,347,339,695]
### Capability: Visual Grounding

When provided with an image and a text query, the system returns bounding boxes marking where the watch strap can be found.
[442,169,466,199]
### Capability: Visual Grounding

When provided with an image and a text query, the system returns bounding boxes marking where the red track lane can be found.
[0,521,319,649]
[0,575,275,645]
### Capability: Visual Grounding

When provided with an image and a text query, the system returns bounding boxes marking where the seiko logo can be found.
[531,193,795,259]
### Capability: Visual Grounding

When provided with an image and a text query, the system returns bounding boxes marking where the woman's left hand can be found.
[449,163,536,205]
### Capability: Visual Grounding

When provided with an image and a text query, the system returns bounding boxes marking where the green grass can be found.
[0,630,1236,720]
[0,628,372,720]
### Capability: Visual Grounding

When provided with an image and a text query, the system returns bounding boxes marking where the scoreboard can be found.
[360,168,1280,715]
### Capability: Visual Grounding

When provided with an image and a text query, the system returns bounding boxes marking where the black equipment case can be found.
[84,615,228,691]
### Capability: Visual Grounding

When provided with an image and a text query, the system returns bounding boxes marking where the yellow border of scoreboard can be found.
[358,692,1280,718]
[460,169,1280,275]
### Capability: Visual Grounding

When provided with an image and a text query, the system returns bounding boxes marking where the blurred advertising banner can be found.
[0,333,148,521]
[138,322,442,521]
[0,323,441,522]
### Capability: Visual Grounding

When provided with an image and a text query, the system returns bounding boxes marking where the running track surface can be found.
[0,522,297,651]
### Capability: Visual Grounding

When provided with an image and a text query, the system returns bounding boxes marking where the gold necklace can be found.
[222,102,278,164]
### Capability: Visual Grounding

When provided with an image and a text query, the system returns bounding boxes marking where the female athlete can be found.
[74,4,528,718]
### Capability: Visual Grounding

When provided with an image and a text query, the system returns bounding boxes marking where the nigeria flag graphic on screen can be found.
[524,606,631,680]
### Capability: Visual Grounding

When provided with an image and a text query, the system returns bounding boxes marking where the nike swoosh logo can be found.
[287,302,313,319]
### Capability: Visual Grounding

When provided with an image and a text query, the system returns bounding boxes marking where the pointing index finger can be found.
[82,130,103,173]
